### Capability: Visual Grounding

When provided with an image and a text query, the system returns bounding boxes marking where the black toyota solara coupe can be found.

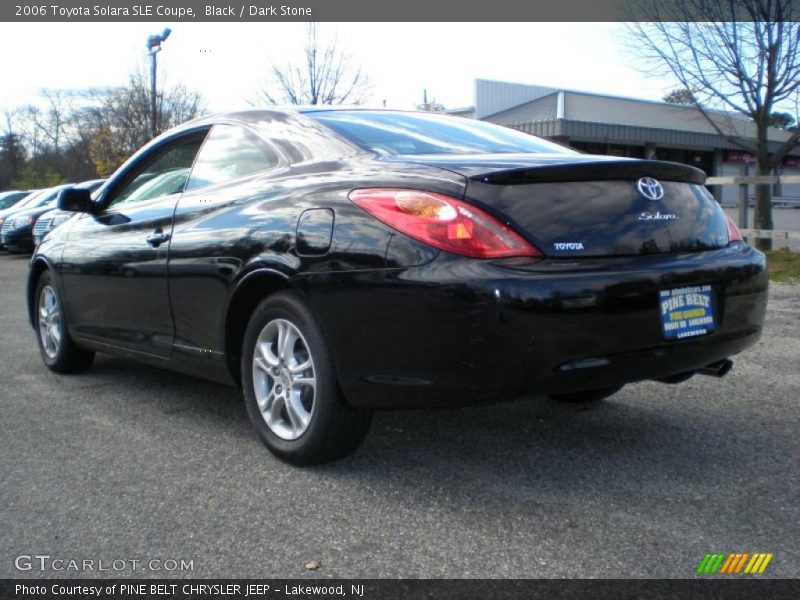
[28,109,768,464]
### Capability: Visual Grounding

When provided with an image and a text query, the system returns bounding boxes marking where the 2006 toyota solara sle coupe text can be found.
[28,109,768,464]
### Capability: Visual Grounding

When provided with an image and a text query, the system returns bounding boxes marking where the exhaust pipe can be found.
[697,358,733,378]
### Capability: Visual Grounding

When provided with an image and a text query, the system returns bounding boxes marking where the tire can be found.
[548,385,623,404]
[241,291,372,465]
[34,270,95,373]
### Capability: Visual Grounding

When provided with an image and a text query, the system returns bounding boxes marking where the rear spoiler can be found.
[472,159,706,186]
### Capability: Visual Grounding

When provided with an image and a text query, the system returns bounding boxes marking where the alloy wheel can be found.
[252,318,316,440]
[38,285,62,359]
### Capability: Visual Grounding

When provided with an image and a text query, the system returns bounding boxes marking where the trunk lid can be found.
[396,154,729,258]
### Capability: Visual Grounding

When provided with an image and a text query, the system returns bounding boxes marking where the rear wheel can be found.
[241,291,372,465]
[548,385,623,404]
[34,271,94,373]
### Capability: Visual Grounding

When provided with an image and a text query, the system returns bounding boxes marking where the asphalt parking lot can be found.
[1,253,798,579]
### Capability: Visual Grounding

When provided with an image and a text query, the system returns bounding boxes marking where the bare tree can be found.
[255,24,370,106]
[0,108,26,188]
[12,94,72,185]
[71,69,204,176]
[1,106,21,138]
[12,89,87,181]
[38,89,70,155]
[5,69,205,186]
[627,0,800,249]
[97,68,203,152]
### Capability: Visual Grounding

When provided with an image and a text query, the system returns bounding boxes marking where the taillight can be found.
[724,213,743,243]
[349,188,541,259]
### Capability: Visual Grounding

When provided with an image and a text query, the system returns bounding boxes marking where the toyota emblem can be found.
[636,177,664,201]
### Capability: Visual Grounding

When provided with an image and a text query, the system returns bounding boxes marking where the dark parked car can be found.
[32,179,105,246]
[1,184,73,252]
[0,189,42,249]
[28,109,768,464]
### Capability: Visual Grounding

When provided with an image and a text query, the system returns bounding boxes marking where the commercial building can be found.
[446,79,800,205]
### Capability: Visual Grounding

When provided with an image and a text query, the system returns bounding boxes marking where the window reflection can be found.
[310,111,575,156]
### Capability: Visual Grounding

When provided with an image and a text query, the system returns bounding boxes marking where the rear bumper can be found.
[298,243,767,409]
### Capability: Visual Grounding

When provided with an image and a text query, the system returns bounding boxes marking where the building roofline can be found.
[474,78,800,142]
[560,88,750,122]
[475,78,750,122]
[484,90,560,121]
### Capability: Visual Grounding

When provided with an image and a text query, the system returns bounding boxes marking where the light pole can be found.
[146,28,171,139]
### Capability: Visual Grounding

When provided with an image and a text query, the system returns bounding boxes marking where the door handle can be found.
[145,231,171,247]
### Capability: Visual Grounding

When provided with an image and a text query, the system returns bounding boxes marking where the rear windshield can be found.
[308,111,574,156]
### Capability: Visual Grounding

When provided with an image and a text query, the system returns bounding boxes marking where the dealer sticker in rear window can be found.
[659,285,716,340]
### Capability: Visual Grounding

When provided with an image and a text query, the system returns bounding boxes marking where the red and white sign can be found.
[724,151,756,165]
[724,150,800,168]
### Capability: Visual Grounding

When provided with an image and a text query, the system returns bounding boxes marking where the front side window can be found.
[107,134,207,208]
[186,124,280,191]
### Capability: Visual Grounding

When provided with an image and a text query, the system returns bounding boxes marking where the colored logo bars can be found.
[696,552,773,575]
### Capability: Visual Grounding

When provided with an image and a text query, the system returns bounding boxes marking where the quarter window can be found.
[186,124,280,191]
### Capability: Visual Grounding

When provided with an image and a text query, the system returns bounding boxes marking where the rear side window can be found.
[186,124,280,191]
[309,111,575,156]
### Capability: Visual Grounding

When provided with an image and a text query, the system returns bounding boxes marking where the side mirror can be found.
[57,188,94,213]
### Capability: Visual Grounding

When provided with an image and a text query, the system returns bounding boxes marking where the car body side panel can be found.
[166,158,459,363]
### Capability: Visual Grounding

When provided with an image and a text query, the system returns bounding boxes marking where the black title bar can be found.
[3,579,800,600]
[5,0,799,22]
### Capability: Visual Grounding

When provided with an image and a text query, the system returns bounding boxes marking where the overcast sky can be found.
[0,22,679,113]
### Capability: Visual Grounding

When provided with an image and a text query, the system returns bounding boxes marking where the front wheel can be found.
[548,385,623,404]
[241,291,372,465]
[34,271,95,373]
